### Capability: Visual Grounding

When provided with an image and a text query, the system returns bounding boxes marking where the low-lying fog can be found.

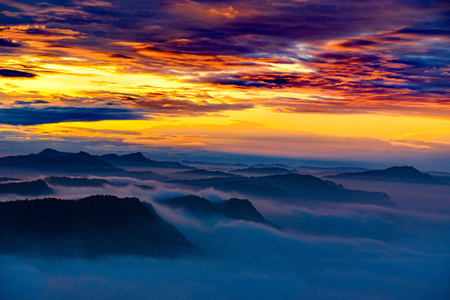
[1,173,449,299]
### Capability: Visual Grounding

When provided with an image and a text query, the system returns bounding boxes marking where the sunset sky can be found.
[1,0,449,169]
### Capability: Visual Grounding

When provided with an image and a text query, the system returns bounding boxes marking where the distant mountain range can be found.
[169,169,236,180]
[45,176,110,187]
[0,149,119,174]
[172,176,287,199]
[159,195,277,228]
[0,179,53,196]
[173,173,394,206]
[0,177,20,182]
[0,195,197,258]
[0,149,190,179]
[3,149,442,207]
[44,176,157,191]
[327,166,447,185]
[230,167,293,175]
[97,152,194,169]
[181,160,247,168]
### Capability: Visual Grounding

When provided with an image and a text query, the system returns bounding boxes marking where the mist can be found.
[1,167,449,299]
[1,207,448,299]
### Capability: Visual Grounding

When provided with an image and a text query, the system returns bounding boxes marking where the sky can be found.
[0,0,449,169]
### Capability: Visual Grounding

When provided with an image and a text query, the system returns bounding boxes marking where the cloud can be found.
[0,168,449,299]
[0,0,448,118]
[136,99,253,114]
[0,106,145,125]
[1,198,448,299]
[13,100,50,105]
[0,38,21,47]
[0,69,37,78]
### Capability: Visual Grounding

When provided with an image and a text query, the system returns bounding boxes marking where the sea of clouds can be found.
[1,177,449,299]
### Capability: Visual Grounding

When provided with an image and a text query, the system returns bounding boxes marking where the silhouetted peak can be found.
[226,198,252,207]
[125,152,146,159]
[45,176,109,187]
[0,179,53,196]
[224,198,258,215]
[231,166,292,174]
[160,195,272,225]
[329,165,445,185]
[37,149,95,159]
[101,152,146,161]
[162,195,218,217]
[77,194,142,209]
[98,152,192,169]
[383,166,422,175]
[263,173,326,184]
[223,198,267,223]
[101,153,118,158]
[168,195,209,203]
[78,151,91,156]
[0,195,197,257]
[38,148,67,157]
[266,173,301,178]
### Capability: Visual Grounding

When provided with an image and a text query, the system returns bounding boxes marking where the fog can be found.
[1,175,449,299]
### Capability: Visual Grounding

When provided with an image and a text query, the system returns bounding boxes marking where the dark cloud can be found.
[0,106,145,125]
[338,39,378,48]
[109,53,132,59]
[14,100,50,105]
[136,99,253,114]
[0,69,37,78]
[2,0,448,55]
[397,27,450,36]
[0,0,448,134]
[1,0,449,96]
[0,38,21,47]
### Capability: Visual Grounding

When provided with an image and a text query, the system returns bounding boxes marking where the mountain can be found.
[0,195,197,258]
[0,180,53,196]
[327,166,447,185]
[223,198,275,226]
[45,176,110,187]
[162,195,219,217]
[159,195,277,227]
[44,177,157,190]
[97,152,194,169]
[0,148,120,175]
[173,173,394,206]
[112,170,171,181]
[181,160,247,168]
[252,163,291,168]
[134,184,155,190]
[172,177,287,199]
[0,177,20,182]
[230,167,293,175]
[0,149,173,180]
[258,173,394,206]
[169,169,236,180]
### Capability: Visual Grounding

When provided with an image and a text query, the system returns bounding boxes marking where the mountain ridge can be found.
[0,195,198,258]
[97,152,195,170]
[159,195,278,228]
[173,173,394,206]
[0,179,53,196]
[327,166,447,185]
[0,148,119,174]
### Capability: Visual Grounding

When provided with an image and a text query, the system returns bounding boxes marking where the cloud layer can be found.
[1,186,449,299]
[1,0,448,117]
[0,106,144,125]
